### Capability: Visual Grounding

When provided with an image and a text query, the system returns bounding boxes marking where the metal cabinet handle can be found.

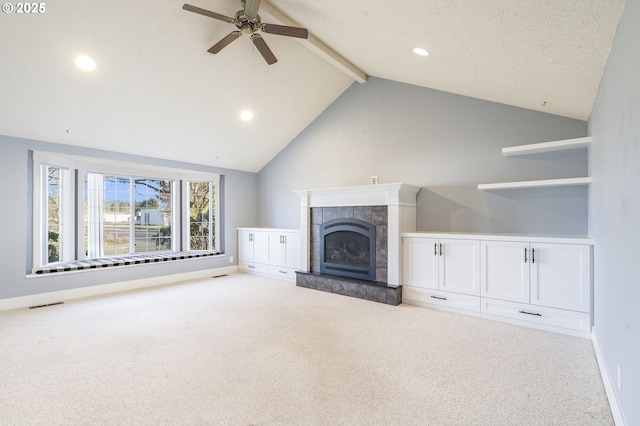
[247,265,255,269]
[430,295,447,301]
[524,248,528,263]
[519,310,541,317]
[434,243,437,256]
[439,243,443,256]
[532,248,535,264]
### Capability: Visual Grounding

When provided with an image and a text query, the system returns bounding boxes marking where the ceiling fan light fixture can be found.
[75,55,96,71]
[412,47,430,57]
[183,2,308,65]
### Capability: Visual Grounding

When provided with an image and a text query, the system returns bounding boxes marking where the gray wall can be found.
[258,77,588,235]
[589,0,640,423]
[0,135,258,300]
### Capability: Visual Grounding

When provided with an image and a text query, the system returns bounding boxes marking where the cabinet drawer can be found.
[481,298,591,332]
[403,286,480,313]
[267,266,297,281]
[238,262,269,275]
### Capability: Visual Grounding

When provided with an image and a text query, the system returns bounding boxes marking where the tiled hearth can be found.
[296,271,402,306]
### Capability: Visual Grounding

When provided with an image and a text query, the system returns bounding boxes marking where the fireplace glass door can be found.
[320,218,376,281]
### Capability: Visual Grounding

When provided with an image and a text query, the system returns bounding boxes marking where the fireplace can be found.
[320,218,376,281]
[294,183,421,305]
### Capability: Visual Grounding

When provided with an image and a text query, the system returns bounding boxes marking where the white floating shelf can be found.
[502,136,591,156]
[478,177,592,190]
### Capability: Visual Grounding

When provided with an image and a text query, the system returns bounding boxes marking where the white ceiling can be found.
[0,0,625,172]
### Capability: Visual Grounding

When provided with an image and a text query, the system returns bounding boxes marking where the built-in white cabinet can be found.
[238,228,300,282]
[403,237,438,289]
[238,229,269,264]
[403,237,481,312]
[481,240,591,312]
[480,241,529,303]
[529,243,591,312]
[403,233,593,336]
[403,237,480,295]
[268,232,301,270]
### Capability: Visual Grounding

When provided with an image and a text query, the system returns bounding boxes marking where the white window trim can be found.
[32,151,221,272]
[181,173,221,252]
[83,173,178,258]
[32,152,78,269]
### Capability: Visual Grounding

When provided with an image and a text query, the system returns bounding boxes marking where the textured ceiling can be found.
[0,0,626,172]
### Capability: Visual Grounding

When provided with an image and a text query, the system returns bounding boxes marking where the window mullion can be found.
[86,173,105,258]
[41,166,49,265]
[76,169,85,261]
[181,180,188,251]
[208,182,213,251]
[61,168,75,262]
[129,177,135,254]
[214,176,220,252]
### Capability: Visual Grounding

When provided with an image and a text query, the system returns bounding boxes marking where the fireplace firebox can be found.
[320,218,376,281]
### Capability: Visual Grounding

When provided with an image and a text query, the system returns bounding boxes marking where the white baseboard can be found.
[0,266,238,312]
[592,328,626,426]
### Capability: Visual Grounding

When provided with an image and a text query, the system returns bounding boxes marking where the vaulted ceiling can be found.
[0,0,625,172]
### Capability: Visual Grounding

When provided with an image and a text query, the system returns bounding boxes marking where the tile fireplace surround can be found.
[294,183,421,305]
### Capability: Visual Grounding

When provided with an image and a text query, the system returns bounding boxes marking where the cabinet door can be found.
[439,239,481,295]
[238,230,254,262]
[252,231,269,264]
[268,233,285,266]
[530,243,591,312]
[403,237,438,289]
[481,241,529,303]
[283,233,301,269]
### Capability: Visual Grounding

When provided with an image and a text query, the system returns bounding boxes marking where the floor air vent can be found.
[29,302,64,309]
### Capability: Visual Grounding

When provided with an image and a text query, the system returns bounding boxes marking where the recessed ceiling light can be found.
[412,47,430,57]
[75,55,96,71]
[240,110,253,121]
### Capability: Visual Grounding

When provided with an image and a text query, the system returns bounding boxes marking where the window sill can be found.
[32,251,221,275]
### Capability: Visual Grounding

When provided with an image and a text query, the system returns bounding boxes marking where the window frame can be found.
[31,151,221,273]
[182,175,220,252]
[85,172,178,257]
[32,152,78,268]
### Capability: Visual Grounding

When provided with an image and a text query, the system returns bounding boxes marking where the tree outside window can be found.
[46,166,63,263]
[85,174,174,257]
[188,181,215,251]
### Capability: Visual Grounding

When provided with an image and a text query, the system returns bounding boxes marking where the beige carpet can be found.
[0,273,612,425]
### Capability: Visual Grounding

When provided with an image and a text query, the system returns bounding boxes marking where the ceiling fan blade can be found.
[183,4,235,23]
[251,33,277,65]
[243,0,261,19]
[261,23,308,39]
[208,31,243,54]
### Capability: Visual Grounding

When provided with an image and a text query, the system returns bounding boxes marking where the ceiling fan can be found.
[183,0,309,65]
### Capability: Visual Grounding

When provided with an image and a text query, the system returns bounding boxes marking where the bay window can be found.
[32,151,221,273]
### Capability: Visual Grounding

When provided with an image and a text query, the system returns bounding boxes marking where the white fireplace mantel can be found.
[295,183,421,287]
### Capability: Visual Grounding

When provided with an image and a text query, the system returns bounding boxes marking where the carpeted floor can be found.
[0,273,613,425]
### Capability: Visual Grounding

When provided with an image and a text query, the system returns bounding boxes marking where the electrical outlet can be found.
[371,176,379,185]
[229,256,234,263]
[617,365,622,391]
